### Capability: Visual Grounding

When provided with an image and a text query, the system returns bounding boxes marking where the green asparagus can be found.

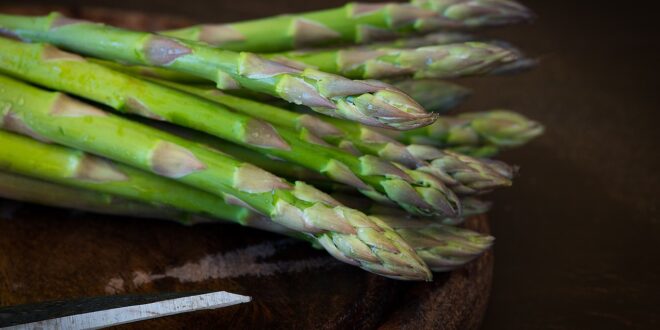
[145,121,328,183]
[0,0,537,279]
[89,59,471,113]
[411,0,533,26]
[0,12,434,129]
[161,0,531,52]
[0,77,432,281]
[147,79,511,195]
[379,110,545,157]
[154,120,507,196]
[266,42,519,80]
[0,131,250,225]
[344,33,538,77]
[0,40,462,216]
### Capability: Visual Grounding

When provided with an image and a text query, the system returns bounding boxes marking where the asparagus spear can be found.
[0,13,433,130]
[85,42,522,112]
[91,58,471,113]
[157,119,508,196]
[167,25,533,81]
[147,79,511,195]
[0,131,253,225]
[205,135,508,196]
[379,36,538,76]
[0,40,461,217]
[0,81,432,281]
[361,34,539,77]
[151,123,328,183]
[160,0,531,52]
[411,0,533,27]
[266,42,519,80]
[0,170,492,272]
[379,110,545,157]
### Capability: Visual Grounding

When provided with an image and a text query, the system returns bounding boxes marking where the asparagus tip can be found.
[429,0,536,27]
[469,110,545,147]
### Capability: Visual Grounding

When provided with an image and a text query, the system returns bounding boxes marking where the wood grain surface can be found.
[0,200,492,329]
[0,5,493,329]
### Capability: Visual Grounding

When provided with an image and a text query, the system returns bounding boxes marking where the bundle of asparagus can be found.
[0,0,543,281]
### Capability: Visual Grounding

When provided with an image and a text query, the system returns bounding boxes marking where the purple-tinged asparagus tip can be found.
[414,0,535,27]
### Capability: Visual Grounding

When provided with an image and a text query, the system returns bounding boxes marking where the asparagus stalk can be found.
[160,0,531,52]
[149,79,511,195]
[86,43,523,112]
[0,79,432,280]
[0,40,462,217]
[0,170,491,272]
[212,136,508,196]
[141,119,328,183]
[152,119,506,196]
[411,0,533,26]
[0,131,254,225]
[266,42,519,80]
[0,13,434,129]
[160,28,533,81]
[376,36,537,76]
[91,58,471,113]
[379,110,545,157]
[364,34,539,77]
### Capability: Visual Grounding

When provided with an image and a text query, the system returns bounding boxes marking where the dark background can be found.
[3,0,659,328]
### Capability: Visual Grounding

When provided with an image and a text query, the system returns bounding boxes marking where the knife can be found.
[0,291,251,329]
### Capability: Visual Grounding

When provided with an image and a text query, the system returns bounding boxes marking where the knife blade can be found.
[0,291,250,329]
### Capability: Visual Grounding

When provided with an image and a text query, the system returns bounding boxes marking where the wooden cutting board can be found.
[0,6,493,329]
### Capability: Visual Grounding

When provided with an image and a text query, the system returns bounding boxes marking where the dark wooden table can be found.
[2,0,659,329]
